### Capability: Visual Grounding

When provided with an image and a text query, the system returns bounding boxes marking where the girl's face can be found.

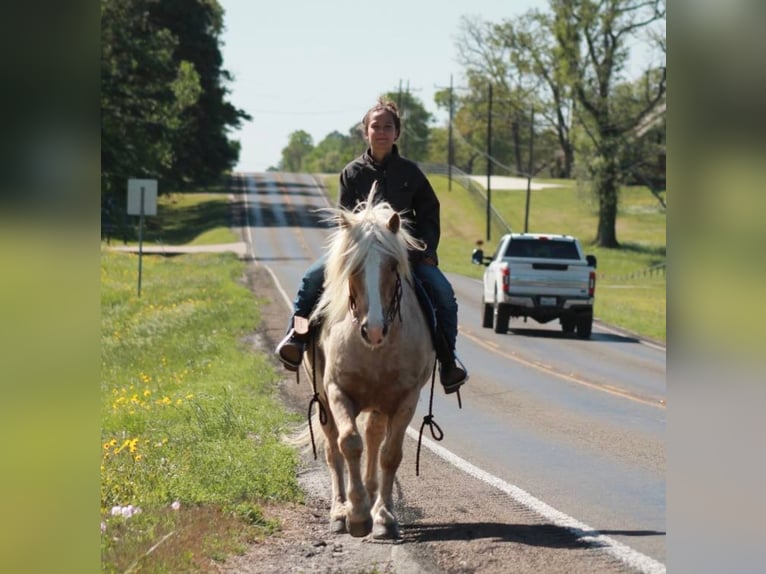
[365,109,398,157]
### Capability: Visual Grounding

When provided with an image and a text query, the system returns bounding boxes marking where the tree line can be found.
[277,0,666,248]
[101,0,248,202]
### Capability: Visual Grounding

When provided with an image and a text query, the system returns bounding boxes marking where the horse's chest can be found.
[328,346,419,403]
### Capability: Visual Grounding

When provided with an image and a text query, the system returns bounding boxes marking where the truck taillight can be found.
[589,271,596,296]
[502,264,510,293]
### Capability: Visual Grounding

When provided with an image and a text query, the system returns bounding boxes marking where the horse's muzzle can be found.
[361,320,388,346]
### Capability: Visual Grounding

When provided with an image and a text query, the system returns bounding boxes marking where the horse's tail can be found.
[283,409,326,457]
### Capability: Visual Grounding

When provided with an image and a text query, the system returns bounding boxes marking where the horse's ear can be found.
[387,212,400,234]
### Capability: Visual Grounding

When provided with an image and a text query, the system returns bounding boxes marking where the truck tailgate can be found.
[509,261,590,295]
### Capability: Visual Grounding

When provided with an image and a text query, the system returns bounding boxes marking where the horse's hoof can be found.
[346,516,373,538]
[372,522,400,540]
[330,518,346,534]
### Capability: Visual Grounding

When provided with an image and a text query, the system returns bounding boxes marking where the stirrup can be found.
[276,333,303,371]
[275,316,310,372]
[440,355,468,393]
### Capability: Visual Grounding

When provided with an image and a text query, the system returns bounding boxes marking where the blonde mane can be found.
[312,192,424,328]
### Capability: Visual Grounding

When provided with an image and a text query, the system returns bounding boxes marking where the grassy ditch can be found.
[100,208,302,571]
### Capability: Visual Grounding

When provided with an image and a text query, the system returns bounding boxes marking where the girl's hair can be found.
[362,98,401,137]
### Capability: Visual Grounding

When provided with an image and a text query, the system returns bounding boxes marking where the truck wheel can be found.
[576,313,593,339]
[494,303,511,334]
[481,298,493,328]
[561,318,576,334]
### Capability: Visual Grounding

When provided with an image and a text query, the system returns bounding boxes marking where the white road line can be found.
[406,428,666,574]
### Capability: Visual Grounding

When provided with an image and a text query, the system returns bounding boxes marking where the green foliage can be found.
[280,130,314,172]
[551,0,666,246]
[101,0,249,198]
[101,0,187,193]
[303,129,367,173]
[382,89,432,161]
[101,244,301,570]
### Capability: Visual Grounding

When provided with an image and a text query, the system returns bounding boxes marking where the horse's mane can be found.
[312,187,425,327]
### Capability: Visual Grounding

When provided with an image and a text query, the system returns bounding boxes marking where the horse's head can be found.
[345,211,404,347]
[314,189,424,348]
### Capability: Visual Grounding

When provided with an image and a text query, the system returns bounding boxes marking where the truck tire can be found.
[561,318,576,334]
[494,303,511,334]
[481,298,493,328]
[576,312,593,339]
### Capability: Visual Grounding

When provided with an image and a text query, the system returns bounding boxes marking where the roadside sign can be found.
[127,179,158,216]
[126,178,158,297]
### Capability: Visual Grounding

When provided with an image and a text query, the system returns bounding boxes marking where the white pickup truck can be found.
[472,233,597,338]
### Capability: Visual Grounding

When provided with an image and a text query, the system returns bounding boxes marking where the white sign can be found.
[127,179,158,216]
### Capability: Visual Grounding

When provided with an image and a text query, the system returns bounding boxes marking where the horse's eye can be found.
[391,263,397,272]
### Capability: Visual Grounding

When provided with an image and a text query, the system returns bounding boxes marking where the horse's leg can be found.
[371,398,417,540]
[320,408,348,534]
[328,384,372,537]
[363,411,387,504]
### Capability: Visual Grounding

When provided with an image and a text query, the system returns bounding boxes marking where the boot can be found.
[275,316,310,371]
[440,359,467,394]
[434,328,468,394]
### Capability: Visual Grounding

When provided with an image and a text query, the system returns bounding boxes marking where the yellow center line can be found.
[460,329,666,409]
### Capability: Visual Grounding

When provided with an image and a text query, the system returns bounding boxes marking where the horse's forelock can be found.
[313,201,421,326]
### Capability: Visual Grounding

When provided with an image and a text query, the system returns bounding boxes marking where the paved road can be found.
[233,171,666,574]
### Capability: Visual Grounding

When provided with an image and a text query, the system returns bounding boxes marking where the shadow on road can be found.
[507,328,642,345]
[404,521,664,548]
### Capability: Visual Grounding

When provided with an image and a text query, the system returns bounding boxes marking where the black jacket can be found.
[338,145,441,264]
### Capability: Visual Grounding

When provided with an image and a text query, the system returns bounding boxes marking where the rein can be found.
[305,332,327,461]
[415,357,462,476]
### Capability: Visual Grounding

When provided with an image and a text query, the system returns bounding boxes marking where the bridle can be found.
[349,270,403,329]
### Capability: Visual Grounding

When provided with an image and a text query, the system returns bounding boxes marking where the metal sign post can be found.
[127,179,158,297]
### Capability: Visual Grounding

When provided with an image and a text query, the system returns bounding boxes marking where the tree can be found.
[552,0,666,247]
[149,0,250,187]
[455,16,542,177]
[383,90,432,161]
[280,130,314,172]
[506,10,577,178]
[101,0,248,198]
[101,0,193,197]
[304,127,367,174]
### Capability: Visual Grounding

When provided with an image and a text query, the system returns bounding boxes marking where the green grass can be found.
[101,222,302,571]
[323,172,666,342]
[107,191,238,246]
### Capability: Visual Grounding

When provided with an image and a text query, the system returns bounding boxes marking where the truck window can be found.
[505,239,580,259]
[505,240,531,257]
[549,242,580,259]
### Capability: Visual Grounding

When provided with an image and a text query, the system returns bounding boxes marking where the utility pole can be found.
[448,74,454,191]
[486,81,493,242]
[396,79,403,155]
[524,107,535,233]
[402,80,410,156]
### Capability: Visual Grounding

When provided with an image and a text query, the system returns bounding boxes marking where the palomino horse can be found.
[304,184,435,539]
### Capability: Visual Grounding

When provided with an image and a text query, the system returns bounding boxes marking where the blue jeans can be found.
[292,254,327,318]
[291,255,458,354]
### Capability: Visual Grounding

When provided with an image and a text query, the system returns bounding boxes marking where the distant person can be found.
[275,98,467,393]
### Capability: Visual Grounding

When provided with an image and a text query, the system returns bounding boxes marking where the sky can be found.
[218,0,548,172]
[218,0,659,173]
